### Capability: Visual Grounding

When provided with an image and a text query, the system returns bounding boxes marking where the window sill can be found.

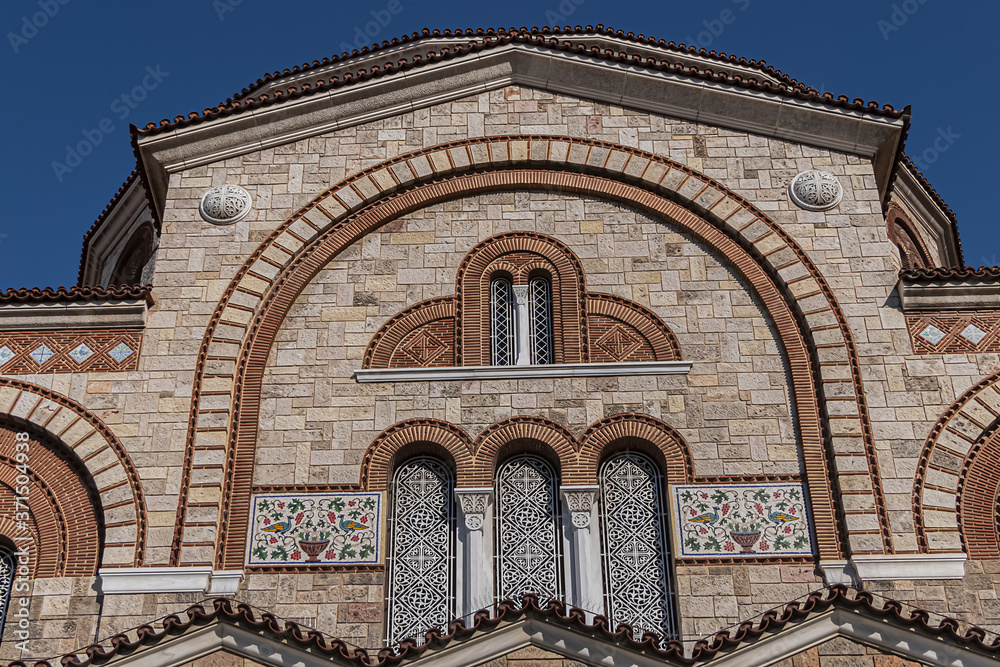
[354,360,693,383]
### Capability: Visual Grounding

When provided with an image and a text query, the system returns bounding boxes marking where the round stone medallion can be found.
[788,170,843,211]
[199,184,252,225]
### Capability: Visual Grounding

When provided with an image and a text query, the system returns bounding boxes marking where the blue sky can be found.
[0,0,995,288]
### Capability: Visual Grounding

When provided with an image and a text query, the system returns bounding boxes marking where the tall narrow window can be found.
[0,547,13,643]
[386,458,455,645]
[599,452,677,640]
[490,277,515,366]
[495,455,563,604]
[528,277,554,364]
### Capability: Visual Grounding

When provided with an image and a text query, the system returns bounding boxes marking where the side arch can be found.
[0,422,104,577]
[173,135,892,568]
[914,371,1000,554]
[575,414,694,486]
[0,378,146,566]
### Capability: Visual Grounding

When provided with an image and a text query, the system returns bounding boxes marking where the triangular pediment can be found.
[134,36,905,219]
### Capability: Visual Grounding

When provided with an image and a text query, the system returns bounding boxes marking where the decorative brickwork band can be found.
[906,312,1000,355]
[0,378,146,567]
[0,329,142,374]
[172,136,889,569]
[914,370,1000,556]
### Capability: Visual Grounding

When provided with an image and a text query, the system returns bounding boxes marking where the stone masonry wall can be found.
[255,190,798,484]
[1,86,999,658]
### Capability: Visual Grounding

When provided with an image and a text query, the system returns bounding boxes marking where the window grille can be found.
[490,277,515,366]
[599,452,677,640]
[495,455,563,604]
[386,458,455,645]
[528,277,554,364]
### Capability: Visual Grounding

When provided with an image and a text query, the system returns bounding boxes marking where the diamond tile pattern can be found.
[919,325,946,345]
[960,324,987,344]
[69,343,94,364]
[29,344,54,365]
[109,343,134,363]
[0,346,13,367]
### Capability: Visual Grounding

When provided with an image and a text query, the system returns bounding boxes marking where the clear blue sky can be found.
[1,0,995,288]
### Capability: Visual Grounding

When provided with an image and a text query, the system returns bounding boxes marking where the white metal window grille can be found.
[495,455,563,604]
[0,548,12,644]
[528,277,554,364]
[599,452,677,640]
[386,458,455,645]
[490,277,515,366]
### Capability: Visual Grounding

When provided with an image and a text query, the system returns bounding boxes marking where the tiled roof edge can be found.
[900,266,1000,281]
[0,285,153,306]
[8,586,998,667]
[901,154,965,266]
[232,25,801,101]
[135,32,905,139]
[76,171,138,286]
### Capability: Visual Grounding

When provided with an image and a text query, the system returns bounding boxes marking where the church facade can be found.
[0,26,998,666]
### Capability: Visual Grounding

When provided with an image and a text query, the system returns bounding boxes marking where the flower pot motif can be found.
[729,530,761,553]
[298,539,330,562]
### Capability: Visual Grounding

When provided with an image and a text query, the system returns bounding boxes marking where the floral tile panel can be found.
[248,492,382,566]
[671,483,813,558]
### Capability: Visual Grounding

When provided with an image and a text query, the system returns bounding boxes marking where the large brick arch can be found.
[914,371,1000,555]
[0,378,146,567]
[172,135,891,569]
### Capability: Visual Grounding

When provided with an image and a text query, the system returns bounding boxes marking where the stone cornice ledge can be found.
[899,280,1000,312]
[850,553,967,581]
[0,300,147,331]
[98,567,243,594]
[354,360,693,383]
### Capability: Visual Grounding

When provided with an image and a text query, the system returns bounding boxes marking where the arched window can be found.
[0,547,13,643]
[495,455,563,603]
[386,457,455,645]
[528,276,554,364]
[490,277,515,366]
[599,452,677,639]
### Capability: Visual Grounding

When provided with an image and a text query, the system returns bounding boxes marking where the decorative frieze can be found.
[906,312,1000,354]
[0,329,141,373]
[671,483,813,558]
[247,492,382,566]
